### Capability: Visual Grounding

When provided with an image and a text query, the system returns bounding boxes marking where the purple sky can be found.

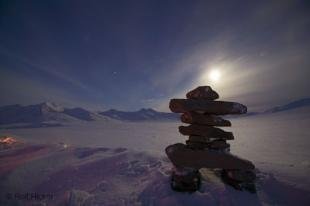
[0,0,309,111]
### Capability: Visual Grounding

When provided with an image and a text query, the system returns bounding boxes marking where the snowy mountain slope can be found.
[263,98,310,114]
[100,108,179,121]
[63,107,109,121]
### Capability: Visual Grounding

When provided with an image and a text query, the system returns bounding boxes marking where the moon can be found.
[208,69,221,82]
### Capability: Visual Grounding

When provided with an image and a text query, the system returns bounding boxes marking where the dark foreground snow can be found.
[0,143,309,206]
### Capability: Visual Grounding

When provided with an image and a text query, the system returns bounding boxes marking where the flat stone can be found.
[179,125,234,140]
[169,99,247,115]
[188,135,210,143]
[209,140,230,150]
[165,143,255,170]
[186,86,219,100]
[181,112,231,126]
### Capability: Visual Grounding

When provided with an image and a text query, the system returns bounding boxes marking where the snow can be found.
[41,102,65,112]
[0,107,309,205]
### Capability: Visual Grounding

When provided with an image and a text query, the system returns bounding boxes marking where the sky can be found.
[0,0,309,112]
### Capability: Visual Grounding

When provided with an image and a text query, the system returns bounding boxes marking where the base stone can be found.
[221,169,256,193]
[170,167,201,192]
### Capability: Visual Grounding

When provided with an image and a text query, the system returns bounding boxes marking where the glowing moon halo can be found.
[208,69,221,82]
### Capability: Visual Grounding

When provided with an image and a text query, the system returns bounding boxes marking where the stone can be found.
[185,140,209,150]
[209,140,230,150]
[188,135,210,143]
[221,170,256,193]
[181,112,231,126]
[166,85,255,192]
[179,125,234,140]
[165,143,255,170]
[224,169,256,182]
[186,86,219,100]
[170,167,201,192]
[169,99,247,114]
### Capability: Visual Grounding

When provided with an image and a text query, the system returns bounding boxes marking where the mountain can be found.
[99,108,179,121]
[263,98,310,114]
[0,102,109,125]
[0,102,73,125]
[63,107,104,121]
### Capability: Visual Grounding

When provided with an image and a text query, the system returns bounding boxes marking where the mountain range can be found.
[0,97,309,126]
[99,108,178,121]
[0,102,178,125]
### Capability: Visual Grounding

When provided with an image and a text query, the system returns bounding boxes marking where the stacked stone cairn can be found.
[166,86,256,193]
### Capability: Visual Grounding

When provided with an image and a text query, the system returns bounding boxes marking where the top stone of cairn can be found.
[186,86,219,100]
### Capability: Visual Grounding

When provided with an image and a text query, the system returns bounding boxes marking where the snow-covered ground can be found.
[0,107,309,205]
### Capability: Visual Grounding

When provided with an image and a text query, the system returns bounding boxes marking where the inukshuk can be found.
[166,86,256,192]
